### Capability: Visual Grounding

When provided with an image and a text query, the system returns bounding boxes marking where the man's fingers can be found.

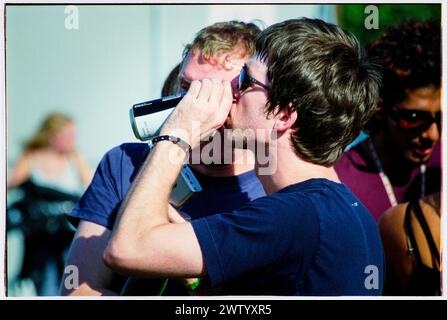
[185,80,201,100]
[219,81,233,117]
[181,79,231,128]
[209,79,224,106]
[196,78,214,103]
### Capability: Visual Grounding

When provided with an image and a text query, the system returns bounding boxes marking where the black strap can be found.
[411,200,440,267]
[404,202,422,265]
[404,200,440,268]
[150,135,191,154]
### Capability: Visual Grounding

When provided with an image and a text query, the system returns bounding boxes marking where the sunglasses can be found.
[238,66,269,92]
[388,109,441,134]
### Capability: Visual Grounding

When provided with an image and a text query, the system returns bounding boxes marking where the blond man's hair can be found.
[183,21,261,64]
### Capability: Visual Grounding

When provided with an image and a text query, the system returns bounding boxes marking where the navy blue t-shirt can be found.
[69,143,266,295]
[69,143,266,229]
[192,179,384,296]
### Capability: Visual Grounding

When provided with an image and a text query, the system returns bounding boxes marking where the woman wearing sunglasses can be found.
[335,20,441,222]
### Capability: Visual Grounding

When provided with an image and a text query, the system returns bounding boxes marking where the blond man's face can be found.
[176,49,249,162]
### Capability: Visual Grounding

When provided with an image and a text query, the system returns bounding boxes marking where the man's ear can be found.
[222,53,245,71]
[273,103,297,133]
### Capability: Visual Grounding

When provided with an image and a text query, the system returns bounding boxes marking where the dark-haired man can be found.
[335,20,441,221]
[104,18,384,295]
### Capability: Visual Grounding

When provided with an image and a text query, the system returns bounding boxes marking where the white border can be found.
[440,0,446,298]
[0,0,6,301]
[0,0,445,301]
[0,0,444,4]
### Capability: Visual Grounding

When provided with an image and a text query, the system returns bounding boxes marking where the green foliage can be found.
[337,4,441,45]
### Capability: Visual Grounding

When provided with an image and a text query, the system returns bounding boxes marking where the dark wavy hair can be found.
[256,18,381,166]
[366,19,441,130]
[161,63,181,96]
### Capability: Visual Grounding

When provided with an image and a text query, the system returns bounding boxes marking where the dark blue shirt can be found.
[69,143,266,229]
[192,179,384,296]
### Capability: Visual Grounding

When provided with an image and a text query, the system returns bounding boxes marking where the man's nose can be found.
[421,122,440,142]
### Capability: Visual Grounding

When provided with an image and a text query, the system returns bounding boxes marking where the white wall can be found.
[6,5,154,169]
[6,4,336,170]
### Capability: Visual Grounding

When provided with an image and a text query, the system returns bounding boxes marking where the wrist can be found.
[144,141,186,193]
[151,138,189,169]
[150,135,191,156]
[159,125,192,145]
[160,120,200,149]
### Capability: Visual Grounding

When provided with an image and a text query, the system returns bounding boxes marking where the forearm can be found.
[106,141,186,263]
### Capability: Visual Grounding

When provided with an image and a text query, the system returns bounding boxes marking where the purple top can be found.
[335,141,441,221]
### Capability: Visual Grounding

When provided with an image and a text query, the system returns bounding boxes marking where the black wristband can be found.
[150,135,191,154]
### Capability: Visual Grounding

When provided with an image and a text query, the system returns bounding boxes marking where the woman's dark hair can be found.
[161,63,181,96]
[366,20,441,131]
[256,18,381,166]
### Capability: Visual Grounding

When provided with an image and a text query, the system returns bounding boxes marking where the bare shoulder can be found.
[8,152,33,187]
[378,203,410,267]
[378,203,407,237]
[16,151,33,162]
[26,149,51,162]
[420,193,440,218]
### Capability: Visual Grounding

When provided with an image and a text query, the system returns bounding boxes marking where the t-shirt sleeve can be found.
[191,193,318,288]
[68,145,124,230]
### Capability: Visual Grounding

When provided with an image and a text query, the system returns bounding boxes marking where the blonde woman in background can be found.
[9,112,92,193]
[7,113,92,296]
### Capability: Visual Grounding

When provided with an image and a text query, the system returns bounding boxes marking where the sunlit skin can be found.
[379,193,441,291]
[379,86,441,166]
[227,56,272,141]
[179,50,246,90]
[177,48,256,176]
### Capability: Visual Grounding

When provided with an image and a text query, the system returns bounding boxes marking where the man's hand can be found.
[104,80,232,279]
[160,79,233,149]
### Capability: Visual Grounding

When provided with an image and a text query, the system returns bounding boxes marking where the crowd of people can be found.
[8,16,441,297]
